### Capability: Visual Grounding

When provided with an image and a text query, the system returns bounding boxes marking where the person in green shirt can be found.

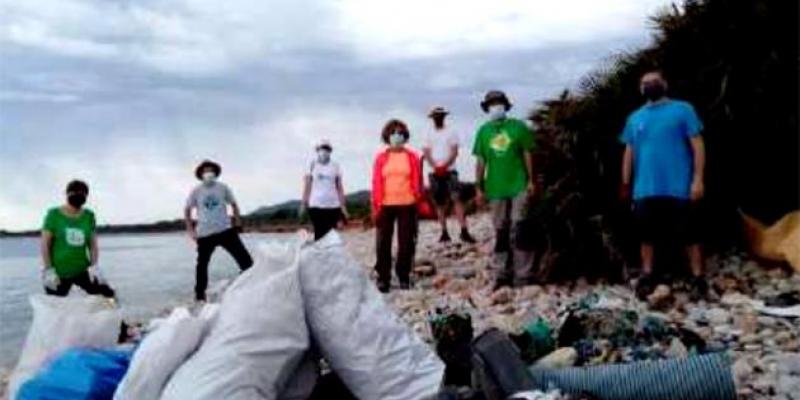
[40,180,115,298]
[472,90,537,289]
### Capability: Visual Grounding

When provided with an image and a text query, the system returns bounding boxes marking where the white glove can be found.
[87,266,107,285]
[41,267,60,291]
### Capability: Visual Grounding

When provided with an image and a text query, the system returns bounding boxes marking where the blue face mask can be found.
[389,132,406,147]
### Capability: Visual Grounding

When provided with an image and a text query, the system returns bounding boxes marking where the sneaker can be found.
[459,228,476,244]
[634,273,657,300]
[439,231,452,243]
[377,280,391,293]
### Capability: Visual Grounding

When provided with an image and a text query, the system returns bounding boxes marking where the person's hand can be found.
[341,207,350,222]
[619,183,632,202]
[298,203,307,218]
[690,179,705,201]
[475,188,486,207]
[41,266,59,290]
[187,228,198,242]
[526,181,537,198]
[87,265,107,285]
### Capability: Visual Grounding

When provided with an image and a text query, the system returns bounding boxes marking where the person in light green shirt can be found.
[472,90,537,289]
[40,180,115,297]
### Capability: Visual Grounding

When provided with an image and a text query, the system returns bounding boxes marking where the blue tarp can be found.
[17,348,132,400]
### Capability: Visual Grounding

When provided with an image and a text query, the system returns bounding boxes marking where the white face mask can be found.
[317,149,331,163]
[488,104,507,120]
[389,132,406,147]
[202,172,217,184]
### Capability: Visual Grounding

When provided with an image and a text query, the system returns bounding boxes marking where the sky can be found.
[0,0,674,230]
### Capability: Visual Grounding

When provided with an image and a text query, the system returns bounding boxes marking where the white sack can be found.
[298,231,445,400]
[113,305,216,400]
[8,295,121,399]
[161,240,309,400]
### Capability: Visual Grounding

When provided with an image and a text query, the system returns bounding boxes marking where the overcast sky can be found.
[0,0,673,230]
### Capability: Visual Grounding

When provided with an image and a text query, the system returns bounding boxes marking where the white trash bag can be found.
[8,295,121,399]
[298,231,445,400]
[113,305,217,400]
[161,240,309,400]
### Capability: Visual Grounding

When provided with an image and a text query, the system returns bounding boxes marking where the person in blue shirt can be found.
[620,71,707,298]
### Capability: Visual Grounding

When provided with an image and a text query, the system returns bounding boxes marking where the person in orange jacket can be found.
[371,119,423,293]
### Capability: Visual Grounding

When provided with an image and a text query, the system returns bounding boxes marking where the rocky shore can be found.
[344,213,800,400]
[3,212,797,399]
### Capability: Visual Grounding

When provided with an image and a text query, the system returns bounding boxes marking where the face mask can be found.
[488,104,506,120]
[317,149,331,163]
[67,193,86,208]
[202,172,217,184]
[389,132,406,147]
[642,82,666,101]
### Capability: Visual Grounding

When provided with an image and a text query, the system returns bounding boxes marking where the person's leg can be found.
[395,205,418,288]
[634,198,657,275]
[219,228,254,271]
[640,243,655,274]
[45,275,73,296]
[194,235,216,301]
[490,199,513,287]
[451,172,475,243]
[431,173,451,242]
[374,207,396,290]
[72,271,116,298]
[510,194,535,286]
[308,207,324,240]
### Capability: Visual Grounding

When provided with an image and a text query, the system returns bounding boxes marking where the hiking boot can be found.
[689,276,709,301]
[634,273,657,300]
[459,228,476,244]
[439,231,452,243]
[377,280,391,293]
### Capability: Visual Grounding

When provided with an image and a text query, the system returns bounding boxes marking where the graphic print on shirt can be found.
[202,195,222,211]
[65,227,86,246]
[489,131,512,154]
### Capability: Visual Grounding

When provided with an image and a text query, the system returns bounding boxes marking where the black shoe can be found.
[377,280,391,293]
[439,231,452,243]
[689,276,709,301]
[493,278,512,291]
[399,280,413,290]
[459,228,476,244]
[634,273,657,300]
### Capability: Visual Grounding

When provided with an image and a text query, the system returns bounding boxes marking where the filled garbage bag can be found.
[8,295,121,399]
[113,305,217,400]
[741,210,800,272]
[161,241,309,400]
[298,231,445,400]
[17,348,132,400]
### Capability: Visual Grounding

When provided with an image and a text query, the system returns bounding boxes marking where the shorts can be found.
[429,171,460,206]
[634,196,702,244]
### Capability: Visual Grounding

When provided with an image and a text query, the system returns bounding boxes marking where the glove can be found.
[41,267,60,291]
[87,266,107,285]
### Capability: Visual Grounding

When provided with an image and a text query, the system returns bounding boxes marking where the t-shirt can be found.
[381,152,416,206]
[472,117,536,199]
[424,127,460,168]
[620,99,703,200]
[186,182,236,238]
[42,207,96,279]
[307,160,342,209]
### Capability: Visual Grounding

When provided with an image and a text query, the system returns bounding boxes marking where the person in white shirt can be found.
[299,139,350,240]
[422,106,476,244]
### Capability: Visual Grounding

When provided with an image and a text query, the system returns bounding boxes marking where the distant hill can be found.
[246,190,372,226]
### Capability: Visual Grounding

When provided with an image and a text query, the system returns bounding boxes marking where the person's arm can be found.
[422,146,436,168]
[620,144,634,201]
[231,202,243,227]
[336,176,349,219]
[524,150,536,196]
[41,230,53,268]
[301,174,312,213]
[689,136,706,200]
[184,206,196,241]
[89,235,99,266]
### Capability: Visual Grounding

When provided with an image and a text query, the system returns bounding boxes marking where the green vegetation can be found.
[524,0,797,280]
